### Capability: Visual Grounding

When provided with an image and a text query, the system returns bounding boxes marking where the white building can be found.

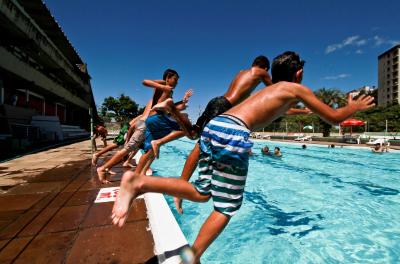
[347,86,376,98]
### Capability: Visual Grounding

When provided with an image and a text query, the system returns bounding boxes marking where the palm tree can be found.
[314,88,346,137]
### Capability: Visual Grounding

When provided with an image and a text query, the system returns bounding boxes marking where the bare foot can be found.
[151,98,173,112]
[174,197,183,214]
[151,140,160,159]
[97,167,110,184]
[112,172,141,227]
[92,154,99,166]
[122,162,135,168]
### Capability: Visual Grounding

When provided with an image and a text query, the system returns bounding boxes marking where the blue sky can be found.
[45,0,400,120]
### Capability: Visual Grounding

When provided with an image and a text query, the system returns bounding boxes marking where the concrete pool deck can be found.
[0,141,156,263]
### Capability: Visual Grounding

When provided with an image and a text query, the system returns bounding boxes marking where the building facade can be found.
[347,85,376,99]
[0,0,98,158]
[378,44,400,106]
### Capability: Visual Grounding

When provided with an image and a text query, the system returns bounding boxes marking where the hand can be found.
[183,88,194,103]
[304,107,313,114]
[348,94,375,111]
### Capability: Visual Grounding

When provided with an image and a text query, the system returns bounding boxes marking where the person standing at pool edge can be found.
[111,51,375,263]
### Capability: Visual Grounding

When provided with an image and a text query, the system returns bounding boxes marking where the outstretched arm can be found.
[295,85,375,124]
[174,89,194,105]
[286,107,312,115]
[142,80,173,92]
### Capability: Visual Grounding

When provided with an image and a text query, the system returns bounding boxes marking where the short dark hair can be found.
[163,69,179,80]
[252,55,270,70]
[271,51,305,83]
[274,147,280,151]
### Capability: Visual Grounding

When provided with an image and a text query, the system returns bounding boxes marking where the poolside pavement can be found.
[0,141,156,263]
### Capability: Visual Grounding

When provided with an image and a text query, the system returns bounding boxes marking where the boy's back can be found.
[224,66,271,106]
[226,52,374,131]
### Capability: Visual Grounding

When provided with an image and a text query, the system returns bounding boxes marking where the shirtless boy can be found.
[96,69,179,183]
[153,56,307,213]
[92,116,140,167]
[111,51,374,263]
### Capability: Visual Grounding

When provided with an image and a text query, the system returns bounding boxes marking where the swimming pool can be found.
[152,138,400,263]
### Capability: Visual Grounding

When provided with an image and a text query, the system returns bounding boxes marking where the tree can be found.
[355,104,400,133]
[314,88,346,137]
[99,94,139,122]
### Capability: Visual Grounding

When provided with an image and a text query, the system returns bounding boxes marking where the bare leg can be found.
[151,130,185,158]
[192,211,230,262]
[102,137,108,147]
[97,148,129,183]
[135,150,155,176]
[112,171,210,227]
[152,99,197,139]
[91,136,98,151]
[151,98,173,112]
[92,143,119,166]
[174,143,200,214]
[123,151,136,168]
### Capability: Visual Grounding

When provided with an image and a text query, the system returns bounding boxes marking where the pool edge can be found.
[144,192,189,263]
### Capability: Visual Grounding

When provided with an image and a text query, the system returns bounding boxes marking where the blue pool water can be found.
[152,139,400,263]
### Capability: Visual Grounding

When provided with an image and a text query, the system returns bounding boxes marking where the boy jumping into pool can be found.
[112,51,375,263]
[132,90,194,176]
[151,56,273,212]
[152,55,309,213]
[96,69,180,183]
[92,115,141,167]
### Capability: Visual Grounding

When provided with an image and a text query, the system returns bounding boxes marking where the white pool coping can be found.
[94,187,189,263]
[144,192,190,264]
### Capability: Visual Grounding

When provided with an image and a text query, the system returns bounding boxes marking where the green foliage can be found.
[261,88,399,135]
[355,104,400,132]
[313,88,346,137]
[99,94,139,122]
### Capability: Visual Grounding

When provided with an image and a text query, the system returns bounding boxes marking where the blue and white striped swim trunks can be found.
[194,114,253,217]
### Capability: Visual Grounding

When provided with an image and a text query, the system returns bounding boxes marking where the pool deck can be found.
[0,141,156,263]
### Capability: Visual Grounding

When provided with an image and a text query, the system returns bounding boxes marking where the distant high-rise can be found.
[378,45,400,106]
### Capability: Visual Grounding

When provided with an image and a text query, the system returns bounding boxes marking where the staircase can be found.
[61,125,90,140]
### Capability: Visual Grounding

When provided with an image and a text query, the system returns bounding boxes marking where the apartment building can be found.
[378,44,400,106]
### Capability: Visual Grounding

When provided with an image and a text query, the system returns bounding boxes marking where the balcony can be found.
[0,0,91,93]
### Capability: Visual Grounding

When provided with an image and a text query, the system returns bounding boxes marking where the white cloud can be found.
[343,36,360,45]
[373,35,400,47]
[374,35,385,46]
[325,34,400,55]
[325,35,368,54]
[323,74,351,80]
[355,39,367,46]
